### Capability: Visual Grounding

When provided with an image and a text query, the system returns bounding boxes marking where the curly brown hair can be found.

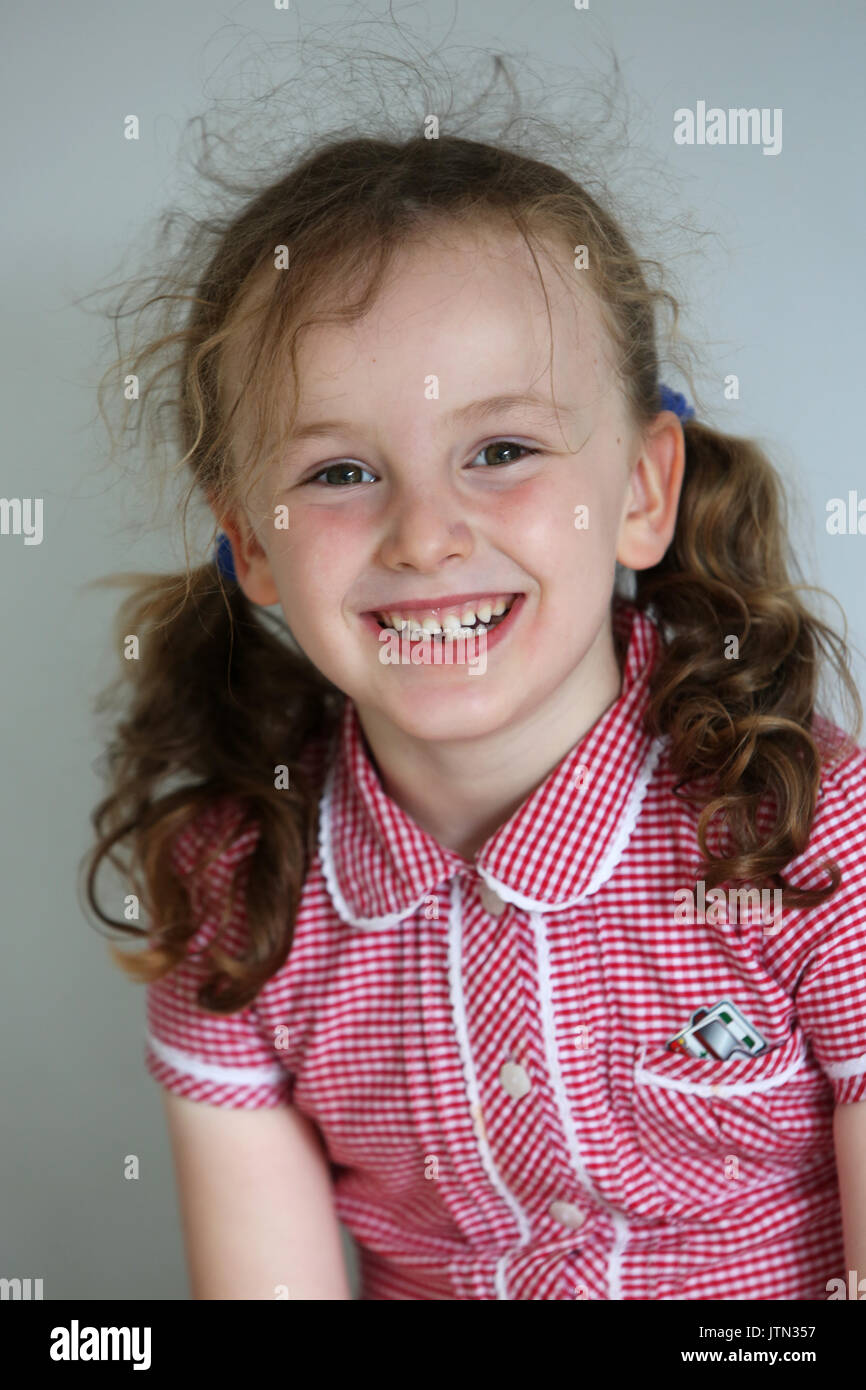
[80,84,862,1013]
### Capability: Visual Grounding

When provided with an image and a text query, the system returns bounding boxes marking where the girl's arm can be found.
[833,1100,866,1292]
[160,1091,353,1299]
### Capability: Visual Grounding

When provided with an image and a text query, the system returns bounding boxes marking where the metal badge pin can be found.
[666,999,768,1060]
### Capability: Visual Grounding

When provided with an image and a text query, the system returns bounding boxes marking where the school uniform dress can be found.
[145,598,866,1300]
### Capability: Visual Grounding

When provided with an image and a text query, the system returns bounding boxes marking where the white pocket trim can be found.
[634,1041,807,1098]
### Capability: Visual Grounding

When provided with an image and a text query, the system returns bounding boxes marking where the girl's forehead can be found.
[341,224,594,333]
[221,222,619,446]
[233,219,601,350]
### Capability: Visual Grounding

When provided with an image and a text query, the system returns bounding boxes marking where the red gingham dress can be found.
[145,599,866,1300]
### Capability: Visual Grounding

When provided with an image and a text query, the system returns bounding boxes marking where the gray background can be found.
[2,0,863,1299]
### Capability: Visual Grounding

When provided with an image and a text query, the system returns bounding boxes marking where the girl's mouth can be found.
[359,593,527,656]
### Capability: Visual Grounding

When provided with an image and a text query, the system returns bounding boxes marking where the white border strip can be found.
[447,879,531,1300]
[317,749,431,929]
[146,1032,287,1087]
[821,1050,866,1080]
[533,909,630,1300]
[477,736,665,912]
[634,1042,807,1097]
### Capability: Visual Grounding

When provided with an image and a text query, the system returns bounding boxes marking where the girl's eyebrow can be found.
[285,391,575,444]
[452,391,577,423]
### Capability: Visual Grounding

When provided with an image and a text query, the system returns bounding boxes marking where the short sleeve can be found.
[144,799,294,1110]
[787,741,866,1105]
[795,917,866,1105]
[778,739,866,1106]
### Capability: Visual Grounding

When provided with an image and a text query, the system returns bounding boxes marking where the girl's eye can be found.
[468,441,540,468]
[305,440,539,487]
[308,461,377,487]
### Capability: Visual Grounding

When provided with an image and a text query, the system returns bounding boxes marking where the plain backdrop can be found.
[2,0,864,1299]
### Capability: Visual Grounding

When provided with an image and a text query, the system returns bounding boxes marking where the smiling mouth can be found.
[372,593,519,637]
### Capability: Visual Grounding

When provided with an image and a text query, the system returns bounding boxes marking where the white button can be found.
[549,1200,586,1230]
[499,1060,532,1100]
[478,880,506,917]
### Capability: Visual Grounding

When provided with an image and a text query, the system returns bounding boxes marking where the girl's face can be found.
[225,223,678,745]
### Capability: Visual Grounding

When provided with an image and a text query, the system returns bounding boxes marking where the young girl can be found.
[86,127,866,1302]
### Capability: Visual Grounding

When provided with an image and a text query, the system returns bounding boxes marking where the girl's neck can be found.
[353,617,624,862]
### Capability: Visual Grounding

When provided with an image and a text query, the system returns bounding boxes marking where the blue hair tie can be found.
[214,532,237,582]
[658,382,695,421]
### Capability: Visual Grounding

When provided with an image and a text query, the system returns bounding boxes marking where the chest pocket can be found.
[631,1023,833,1169]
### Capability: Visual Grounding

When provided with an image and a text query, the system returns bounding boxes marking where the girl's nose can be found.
[376,483,474,572]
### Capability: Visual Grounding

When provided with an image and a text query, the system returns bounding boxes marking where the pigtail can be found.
[632,418,862,912]
[82,558,341,1011]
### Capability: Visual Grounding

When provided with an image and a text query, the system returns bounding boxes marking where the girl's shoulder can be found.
[776,714,866,924]
[810,713,866,822]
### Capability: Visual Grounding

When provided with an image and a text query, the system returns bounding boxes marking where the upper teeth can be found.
[377,594,514,633]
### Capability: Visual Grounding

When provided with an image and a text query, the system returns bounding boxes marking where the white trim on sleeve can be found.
[821,1050,866,1080]
[146,1032,288,1088]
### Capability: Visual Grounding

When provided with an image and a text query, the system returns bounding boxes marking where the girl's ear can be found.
[216,512,280,607]
[615,412,686,571]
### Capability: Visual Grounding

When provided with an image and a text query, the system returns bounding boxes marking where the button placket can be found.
[461,874,596,1281]
[495,965,590,1243]
[442,877,536,1260]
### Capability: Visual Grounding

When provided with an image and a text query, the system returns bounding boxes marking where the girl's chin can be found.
[366,700,517,745]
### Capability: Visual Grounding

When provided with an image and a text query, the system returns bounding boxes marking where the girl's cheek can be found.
[274,502,370,570]
[483,478,592,558]
[489,469,586,522]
